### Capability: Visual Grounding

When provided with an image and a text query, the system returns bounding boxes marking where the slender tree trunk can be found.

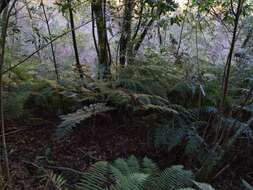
[176,0,189,57]
[157,23,162,47]
[24,0,41,58]
[104,0,112,66]
[133,17,155,54]
[242,28,253,48]
[131,0,144,42]
[0,5,10,186]
[41,0,60,82]
[128,0,144,62]
[67,0,84,79]
[92,0,110,79]
[132,7,161,57]
[119,0,133,65]
[221,0,244,107]
[91,3,99,58]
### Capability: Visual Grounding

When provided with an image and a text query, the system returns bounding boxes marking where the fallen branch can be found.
[0,127,31,137]
[22,160,84,175]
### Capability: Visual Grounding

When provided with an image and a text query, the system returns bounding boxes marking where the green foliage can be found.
[77,156,214,190]
[42,171,68,190]
[54,54,253,184]
[191,0,252,24]
[117,60,182,98]
[26,79,64,114]
[3,87,30,119]
[151,118,206,162]
[3,1,253,189]
[56,103,115,138]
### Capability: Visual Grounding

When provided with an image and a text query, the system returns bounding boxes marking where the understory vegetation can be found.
[0,0,253,189]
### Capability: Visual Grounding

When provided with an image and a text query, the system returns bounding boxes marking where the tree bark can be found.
[41,0,60,82]
[133,17,155,54]
[119,0,133,65]
[0,4,10,186]
[91,3,99,58]
[221,0,244,107]
[67,0,84,79]
[24,0,41,58]
[91,0,110,79]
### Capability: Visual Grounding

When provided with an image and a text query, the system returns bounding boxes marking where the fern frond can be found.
[77,156,199,190]
[143,104,178,114]
[153,126,188,151]
[113,158,132,176]
[242,179,253,190]
[193,181,215,190]
[141,157,158,174]
[56,103,115,138]
[77,161,112,190]
[44,171,68,190]
[184,131,205,157]
[146,165,194,190]
[127,156,141,173]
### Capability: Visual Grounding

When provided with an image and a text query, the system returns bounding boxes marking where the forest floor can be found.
[4,115,253,190]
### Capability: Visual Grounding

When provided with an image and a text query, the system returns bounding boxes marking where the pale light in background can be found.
[176,0,188,9]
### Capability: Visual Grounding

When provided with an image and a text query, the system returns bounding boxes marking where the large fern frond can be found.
[146,165,194,190]
[77,156,210,190]
[56,103,115,138]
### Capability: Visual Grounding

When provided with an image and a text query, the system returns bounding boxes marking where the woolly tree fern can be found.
[77,156,214,190]
[56,103,115,138]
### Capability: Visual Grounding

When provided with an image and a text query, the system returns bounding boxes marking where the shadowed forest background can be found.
[0,0,253,189]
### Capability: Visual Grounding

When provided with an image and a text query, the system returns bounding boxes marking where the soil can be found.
[2,115,253,190]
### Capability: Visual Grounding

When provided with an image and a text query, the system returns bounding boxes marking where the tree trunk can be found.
[24,0,41,58]
[119,0,133,65]
[176,0,189,57]
[91,0,110,79]
[67,0,84,79]
[132,7,160,57]
[41,0,60,82]
[0,5,10,186]
[91,3,99,58]
[157,23,162,47]
[221,0,244,107]
[133,17,155,54]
